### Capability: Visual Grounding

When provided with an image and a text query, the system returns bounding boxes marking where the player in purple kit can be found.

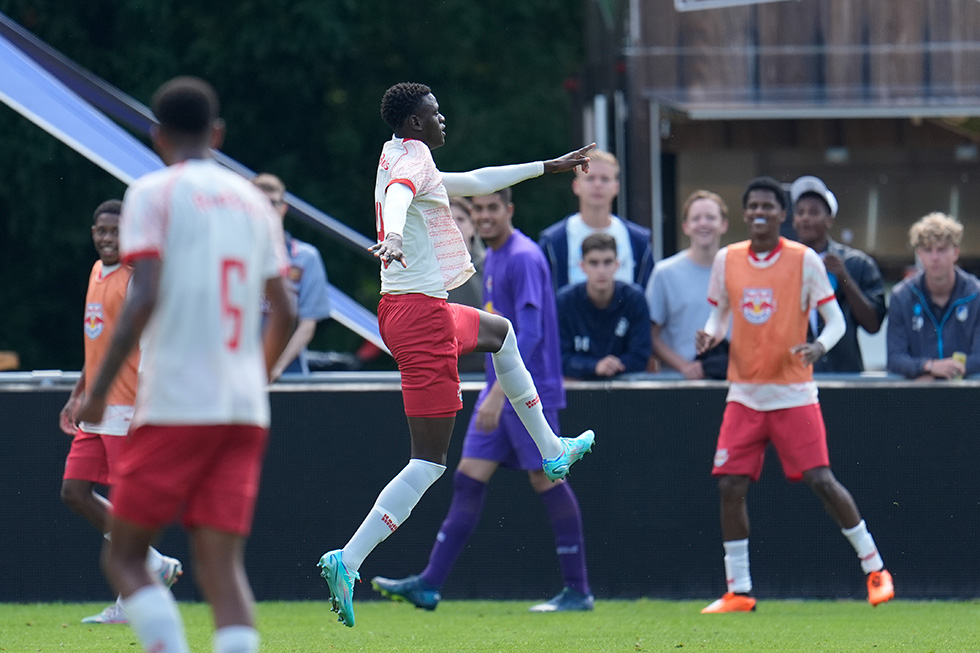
[371,188,593,613]
[316,82,596,628]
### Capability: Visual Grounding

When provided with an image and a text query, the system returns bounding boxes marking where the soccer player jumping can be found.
[317,82,596,627]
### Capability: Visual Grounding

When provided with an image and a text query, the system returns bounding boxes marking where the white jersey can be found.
[120,159,288,428]
[375,137,473,298]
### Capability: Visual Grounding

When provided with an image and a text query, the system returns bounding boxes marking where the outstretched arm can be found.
[443,162,543,197]
[442,143,596,197]
[542,143,596,174]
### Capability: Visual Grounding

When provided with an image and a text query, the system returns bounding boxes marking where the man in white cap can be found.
[791,176,886,372]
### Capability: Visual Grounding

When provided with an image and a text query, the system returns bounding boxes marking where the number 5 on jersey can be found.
[221,258,246,351]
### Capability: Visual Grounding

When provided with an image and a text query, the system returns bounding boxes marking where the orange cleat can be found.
[701,591,757,614]
[867,569,894,607]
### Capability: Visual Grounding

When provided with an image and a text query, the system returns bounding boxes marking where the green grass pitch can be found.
[2,599,978,652]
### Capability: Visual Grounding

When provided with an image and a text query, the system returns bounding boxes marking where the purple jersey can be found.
[483,229,564,411]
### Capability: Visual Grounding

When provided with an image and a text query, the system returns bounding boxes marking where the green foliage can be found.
[0,110,128,369]
[0,1,586,368]
[3,599,980,652]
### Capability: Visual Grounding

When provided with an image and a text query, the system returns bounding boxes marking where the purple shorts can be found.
[461,394,561,470]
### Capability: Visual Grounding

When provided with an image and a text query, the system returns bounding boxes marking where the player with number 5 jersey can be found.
[76,76,295,653]
[120,157,287,427]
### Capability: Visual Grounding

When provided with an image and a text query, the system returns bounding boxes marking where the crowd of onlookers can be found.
[445,149,980,382]
[277,148,980,383]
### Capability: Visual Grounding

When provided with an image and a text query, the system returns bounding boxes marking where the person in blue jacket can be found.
[557,233,652,379]
[538,150,653,291]
[252,173,332,378]
[887,212,980,380]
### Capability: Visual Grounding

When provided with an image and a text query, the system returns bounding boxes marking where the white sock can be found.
[105,534,169,602]
[214,625,259,653]
[723,539,752,594]
[146,546,167,575]
[105,532,168,577]
[121,584,189,653]
[342,459,445,571]
[842,519,883,574]
[492,324,562,459]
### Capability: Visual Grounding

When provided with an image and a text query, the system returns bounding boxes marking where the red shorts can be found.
[109,424,269,536]
[378,294,481,418]
[712,402,830,482]
[63,430,128,485]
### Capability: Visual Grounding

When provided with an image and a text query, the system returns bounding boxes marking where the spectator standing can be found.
[59,199,182,626]
[371,188,592,613]
[646,190,729,379]
[791,176,886,372]
[886,212,980,380]
[76,76,295,653]
[558,233,651,379]
[695,176,893,614]
[538,150,653,290]
[252,173,331,378]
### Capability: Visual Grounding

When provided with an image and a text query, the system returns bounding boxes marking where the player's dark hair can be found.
[742,176,786,210]
[490,186,512,205]
[798,190,832,215]
[152,76,220,136]
[380,82,432,131]
[581,232,617,257]
[92,199,122,223]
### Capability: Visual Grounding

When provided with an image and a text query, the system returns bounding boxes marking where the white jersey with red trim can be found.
[374,137,473,298]
[120,159,288,427]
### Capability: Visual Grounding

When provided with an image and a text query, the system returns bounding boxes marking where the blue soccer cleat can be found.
[318,549,360,627]
[542,430,595,481]
[529,587,595,612]
[371,574,441,611]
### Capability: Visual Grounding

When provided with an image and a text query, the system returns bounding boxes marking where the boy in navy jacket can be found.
[557,233,652,379]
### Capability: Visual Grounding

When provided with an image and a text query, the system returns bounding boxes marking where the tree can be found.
[0,0,586,368]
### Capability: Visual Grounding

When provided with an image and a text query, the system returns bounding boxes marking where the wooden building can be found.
[589,0,980,277]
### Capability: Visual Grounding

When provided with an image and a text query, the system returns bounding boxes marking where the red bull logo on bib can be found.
[740,288,776,324]
[84,303,105,339]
